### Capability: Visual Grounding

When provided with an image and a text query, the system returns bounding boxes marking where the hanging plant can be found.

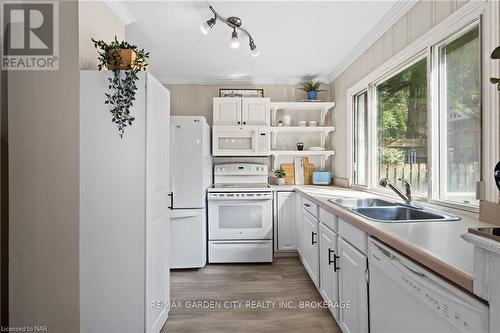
[491,46,500,91]
[92,37,150,138]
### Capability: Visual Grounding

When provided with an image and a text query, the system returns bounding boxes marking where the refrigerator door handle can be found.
[168,192,174,210]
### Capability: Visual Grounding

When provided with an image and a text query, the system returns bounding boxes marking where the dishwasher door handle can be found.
[397,259,426,278]
[168,192,174,210]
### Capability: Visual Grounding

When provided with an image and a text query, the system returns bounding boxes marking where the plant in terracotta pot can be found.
[92,37,150,138]
[274,168,287,185]
[491,46,500,91]
[298,79,326,101]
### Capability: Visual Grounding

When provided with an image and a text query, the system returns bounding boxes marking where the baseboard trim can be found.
[274,250,298,258]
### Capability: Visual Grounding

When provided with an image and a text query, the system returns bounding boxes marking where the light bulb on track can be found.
[230,29,240,49]
[249,40,259,57]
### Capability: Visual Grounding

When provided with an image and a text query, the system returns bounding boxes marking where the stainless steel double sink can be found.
[328,197,460,223]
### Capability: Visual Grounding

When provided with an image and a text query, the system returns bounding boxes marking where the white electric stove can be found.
[208,163,273,263]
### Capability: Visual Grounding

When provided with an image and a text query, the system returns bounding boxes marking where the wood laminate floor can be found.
[162,257,341,333]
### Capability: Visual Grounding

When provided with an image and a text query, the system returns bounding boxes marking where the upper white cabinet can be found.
[213,97,270,125]
[276,191,296,251]
[242,98,271,125]
[338,237,369,333]
[213,97,241,125]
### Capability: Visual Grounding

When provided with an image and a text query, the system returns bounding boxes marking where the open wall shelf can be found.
[270,102,336,126]
[270,150,335,169]
[270,126,336,148]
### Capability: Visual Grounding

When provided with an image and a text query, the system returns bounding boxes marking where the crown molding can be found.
[326,0,418,83]
[158,75,329,86]
[102,0,137,25]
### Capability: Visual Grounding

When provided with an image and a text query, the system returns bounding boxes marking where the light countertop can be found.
[271,185,494,294]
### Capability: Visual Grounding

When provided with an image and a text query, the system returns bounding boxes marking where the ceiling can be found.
[122,1,404,84]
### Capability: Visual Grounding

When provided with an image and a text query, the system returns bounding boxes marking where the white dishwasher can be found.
[368,238,488,333]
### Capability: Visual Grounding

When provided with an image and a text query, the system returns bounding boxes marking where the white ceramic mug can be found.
[283,115,291,127]
[298,120,307,127]
[308,120,319,127]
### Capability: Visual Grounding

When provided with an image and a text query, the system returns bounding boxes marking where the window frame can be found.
[371,53,430,200]
[347,2,492,213]
[433,23,482,209]
[352,90,369,188]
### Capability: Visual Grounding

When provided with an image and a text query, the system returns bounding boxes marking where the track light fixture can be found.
[200,5,259,56]
[200,17,216,35]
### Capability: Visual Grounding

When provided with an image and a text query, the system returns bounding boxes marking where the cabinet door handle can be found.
[333,254,340,272]
[311,232,317,245]
[304,203,311,207]
[168,192,174,210]
[243,121,246,125]
[328,249,335,265]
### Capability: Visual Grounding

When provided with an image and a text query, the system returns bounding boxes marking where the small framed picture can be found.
[219,89,264,98]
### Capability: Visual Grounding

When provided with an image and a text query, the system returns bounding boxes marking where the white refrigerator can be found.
[80,71,170,333]
[170,116,212,268]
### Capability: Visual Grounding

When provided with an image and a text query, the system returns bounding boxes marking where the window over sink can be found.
[351,21,482,211]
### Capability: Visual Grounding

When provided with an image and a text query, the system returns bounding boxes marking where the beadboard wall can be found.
[164,84,331,125]
[330,0,469,181]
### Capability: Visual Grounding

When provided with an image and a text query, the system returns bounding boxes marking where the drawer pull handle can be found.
[168,192,174,210]
[328,248,335,265]
[311,232,317,245]
[333,254,340,272]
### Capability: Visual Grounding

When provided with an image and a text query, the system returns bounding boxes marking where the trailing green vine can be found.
[92,37,150,138]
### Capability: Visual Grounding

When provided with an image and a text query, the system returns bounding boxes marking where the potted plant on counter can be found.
[298,79,326,101]
[92,36,150,138]
[274,168,287,186]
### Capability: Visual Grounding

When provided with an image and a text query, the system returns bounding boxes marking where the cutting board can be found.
[294,158,305,185]
[280,163,295,185]
[303,157,315,185]
[281,158,315,185]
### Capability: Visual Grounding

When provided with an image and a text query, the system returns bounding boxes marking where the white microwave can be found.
[212,125,270,156]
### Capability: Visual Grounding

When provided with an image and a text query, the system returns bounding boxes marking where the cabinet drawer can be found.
[302,197,318,218]
[319,208,337,232]
[338,218,367,255]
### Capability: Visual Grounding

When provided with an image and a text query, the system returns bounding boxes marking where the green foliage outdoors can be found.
[377,27,480,165]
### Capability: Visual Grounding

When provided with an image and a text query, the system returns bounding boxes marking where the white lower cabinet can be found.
[295,193,369,333]
[295,194,303,254]
[338,237,369,333]
[319,223,340,321]
[276,191,296,251]
[302,210,320,287]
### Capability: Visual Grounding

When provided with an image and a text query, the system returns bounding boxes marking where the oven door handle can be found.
[210,241,270,245]
[208,195,272,201]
